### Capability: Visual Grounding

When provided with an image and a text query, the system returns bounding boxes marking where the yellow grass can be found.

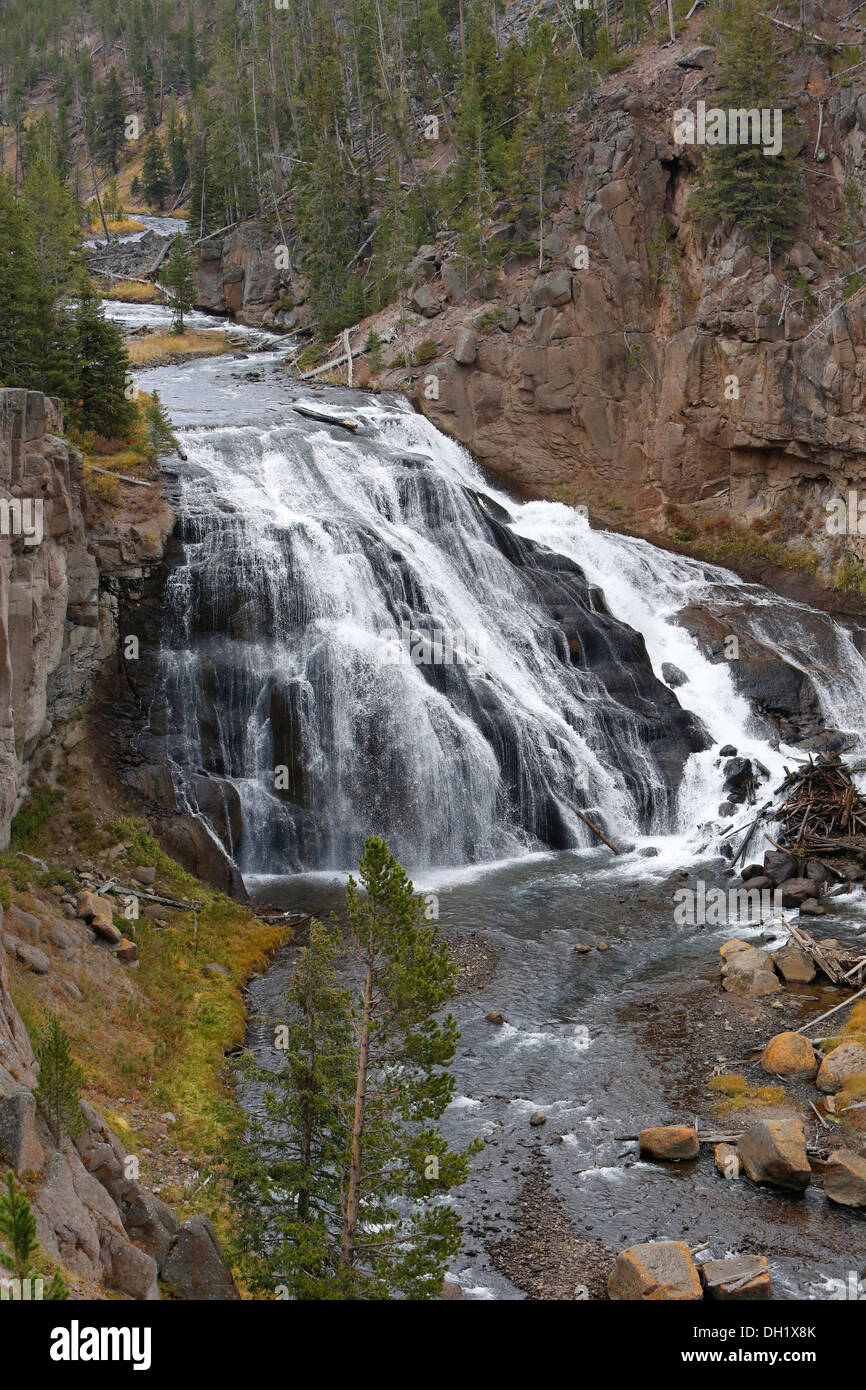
[126,330,230,366]
[102,280,162,303]
[708,1072,786,1114]
[89,216,147,236]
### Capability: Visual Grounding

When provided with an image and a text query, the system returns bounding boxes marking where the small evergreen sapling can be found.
[34,1014,86,1145]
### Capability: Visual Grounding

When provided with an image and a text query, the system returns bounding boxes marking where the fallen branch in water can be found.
[292,405,359,432]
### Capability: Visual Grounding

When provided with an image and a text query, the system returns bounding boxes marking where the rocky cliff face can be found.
[409,53,866,568]
[0,391,103,847]
[0,389,176,849]
[311,39,866,601]
[195,218,306,328]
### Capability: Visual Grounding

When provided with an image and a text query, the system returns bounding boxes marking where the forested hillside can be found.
[1,0,763,335]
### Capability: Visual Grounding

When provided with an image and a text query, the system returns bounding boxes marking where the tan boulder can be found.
[773,942,816,984]
[760,1031,818,1081]
[737,1119,811,1192]
[608,1241,703,1301]
[76,891,115,924]
[115,939,139,964]
[639,1125,700,1161]
[824,1149,866,1207]
[816,1042,866,1095]
[700,1255,770,1300]
[720,941,781,998]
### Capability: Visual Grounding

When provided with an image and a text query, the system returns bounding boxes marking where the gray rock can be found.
[15,942,51,974]
[122,1188,179,1272]
[531,268,572,309]
[5,906,43,943]
[162,1215,240,1301]
[676,46,715,69]
[0,1090,44,1175]
[454,327,478,365]
[661,662,688,688]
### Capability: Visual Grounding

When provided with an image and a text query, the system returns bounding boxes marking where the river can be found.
[120,300,866,1301]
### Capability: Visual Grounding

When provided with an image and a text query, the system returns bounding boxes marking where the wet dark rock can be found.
[661,662,688,688]
[763,851,796,885]
[719,744,738,758]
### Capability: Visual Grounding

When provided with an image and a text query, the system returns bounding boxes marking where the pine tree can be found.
[694,0,804,251]
[141,132,170,209]
[34,1014,86,1145]
[97,68,126,172]
[144,390,181,455]
[0,1172,69,1299]
[66,289,137,439]
[0,1171,38,1281]
[0,174,56,389]
[227,919,355,1298]
[338,837,480,1299]
[160,234,196,331]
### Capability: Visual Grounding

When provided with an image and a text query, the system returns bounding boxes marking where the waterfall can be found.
[150,394,866,876]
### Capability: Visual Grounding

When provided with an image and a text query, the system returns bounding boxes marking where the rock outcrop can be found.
[0,904,238,1299]
[0,391,102,846]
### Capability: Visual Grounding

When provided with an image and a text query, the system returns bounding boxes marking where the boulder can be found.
[773,942,816,984]
[661,662,688,688]
[132,866,156,886]
[823,1149,866,1207]
[0,1090,44,1175]
[531,268,572,309]
[760,1032,818,1081]
[779,878,821,908]
[409,282,441,318]
[608,1241,703,1301]
[737,1119,811,1192]
[699,1255,770,1300]
[638,1125,699,1161]
[454,327,478,366]
[121,1189,179,1272]
[5,905,43,942]
[719,745,739,759]
[162,1215,240,1301]
[485,1010,505,1025]
[720,941,781,997]
[676,45,715,68]
[816,1042,866,1094]
[101,1231,160,1300]
[115,939,139,963]
[76,891,114,924]
[763,851,796,885]
[14,942,50,974]
[530,1111,546,1126]
[799,899,824,916]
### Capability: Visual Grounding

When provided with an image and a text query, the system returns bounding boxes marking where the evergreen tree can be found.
[694,0,804,251]
[34,1014,86,1145]
[160,234,196,330]
[228,919,356,1298]
[338,837,480,1298]
[0,174,56,389]
[21,159,83,297]
[141,132,170,209]
[0,1172,69,1298]
[66,288,137,438]
[144,390,181,454]
[97,68,126,172]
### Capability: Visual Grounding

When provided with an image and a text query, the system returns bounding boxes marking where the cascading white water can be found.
[148,388,866,875]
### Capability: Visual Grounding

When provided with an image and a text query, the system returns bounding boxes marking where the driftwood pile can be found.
[775,750,866,847]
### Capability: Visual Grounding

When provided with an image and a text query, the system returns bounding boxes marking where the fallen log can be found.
[796,982,866,1035]
[86,464,155,488]
[292,405,359,432]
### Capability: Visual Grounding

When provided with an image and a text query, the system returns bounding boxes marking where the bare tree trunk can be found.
[341,946,373,1273]
[667,0,676,43]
